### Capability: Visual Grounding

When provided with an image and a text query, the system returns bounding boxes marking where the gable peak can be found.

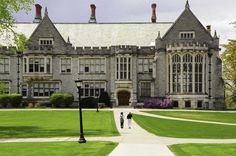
[185,0,190,9]
[45,7,48,16]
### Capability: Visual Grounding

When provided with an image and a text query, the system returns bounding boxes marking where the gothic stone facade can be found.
[0,3,225,109]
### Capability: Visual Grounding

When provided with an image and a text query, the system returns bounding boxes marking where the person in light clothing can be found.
[127,112,133,129]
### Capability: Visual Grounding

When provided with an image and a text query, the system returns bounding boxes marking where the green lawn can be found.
[143,111,236,123]
[0,141,117,156]
[169,144,236,156]
[133,114,236,139]
[0,110,119,138]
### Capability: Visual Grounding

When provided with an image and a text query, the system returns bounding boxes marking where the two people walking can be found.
[120,112,133,129]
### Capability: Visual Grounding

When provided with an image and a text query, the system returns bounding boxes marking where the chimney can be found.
[151,3,157,23]
[33,4,42,23]
[206,25,211,33]
[89,4,96,23]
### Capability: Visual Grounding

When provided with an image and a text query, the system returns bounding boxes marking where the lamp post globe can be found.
[75,79,86,143]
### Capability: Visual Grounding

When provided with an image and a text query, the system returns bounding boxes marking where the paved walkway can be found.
[109,109,174,156]
[1,108,236,156]
[136,110,236,126]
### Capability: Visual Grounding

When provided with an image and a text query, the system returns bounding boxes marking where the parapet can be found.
[166,42,208,52]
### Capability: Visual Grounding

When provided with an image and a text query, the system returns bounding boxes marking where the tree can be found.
[221,39,236,108]
[0,0,34,51]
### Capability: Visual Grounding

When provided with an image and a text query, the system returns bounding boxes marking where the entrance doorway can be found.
[117,91,130,106]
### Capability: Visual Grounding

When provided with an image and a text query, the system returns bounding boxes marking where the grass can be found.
[0,141,118,156]
[0,110,119,138]
[169,143,236,156]
[133,114,236,139]
[143,111,236,123]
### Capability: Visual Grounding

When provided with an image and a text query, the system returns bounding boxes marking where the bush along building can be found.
[0,1,226,109]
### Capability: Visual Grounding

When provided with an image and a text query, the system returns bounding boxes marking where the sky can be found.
[13,0,236,46]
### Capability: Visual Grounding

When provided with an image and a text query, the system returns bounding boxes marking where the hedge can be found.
[49,92,74,108]
[80,97,98,108]
[0,93,22,108]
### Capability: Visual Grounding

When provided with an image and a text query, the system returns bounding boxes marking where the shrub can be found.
[49,93,64,108]
[99,91,111,107]
[80,97,98,108]
[63,93,74,107]
[143,98,173,109]
[0,94,9,108]
[8,94,22,108]
[49,92,74,108]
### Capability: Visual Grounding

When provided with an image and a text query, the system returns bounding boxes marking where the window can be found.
[138,58,153,73]
[0,81,10,94]
[21,84,28,97]
[24,57,51,73]
[116,56,131,80]
[173,101,179,107]
[33,82,60,97]
[185,101,191,108]
[169,54,204,94]
[79,58,105,74]
[0,57,10,73]
[39,38,54,45]
[172,55,181,92]
[80,82,106,98]
[61,58,72,73]
[179,31,195,39]
[197,100,203,108]
[195,54,203,93]
[140,82,151,97]
[183,54,193,93]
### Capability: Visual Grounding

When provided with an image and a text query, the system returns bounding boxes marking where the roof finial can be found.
[158,31,161,38]
[45,7,48,16]
[185,0,190,9]
[214,30,218,38]
[67,36,70,43]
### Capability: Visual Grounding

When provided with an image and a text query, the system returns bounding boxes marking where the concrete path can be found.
[108,109,174,156]
[136,111,236,126]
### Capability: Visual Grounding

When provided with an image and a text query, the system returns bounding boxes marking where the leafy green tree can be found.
[0,0,34,51]
[221,40,236,108]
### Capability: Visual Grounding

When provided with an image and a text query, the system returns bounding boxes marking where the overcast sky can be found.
[14,0,236,46]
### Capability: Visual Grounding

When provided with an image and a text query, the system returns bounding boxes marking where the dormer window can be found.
[179,31,195,39]
[39,38,54,45]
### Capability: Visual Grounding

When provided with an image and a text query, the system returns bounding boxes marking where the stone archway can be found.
[117,91,130,106]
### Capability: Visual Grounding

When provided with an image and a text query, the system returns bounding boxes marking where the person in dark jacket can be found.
[127,112,132,129]
[120,112,124,128]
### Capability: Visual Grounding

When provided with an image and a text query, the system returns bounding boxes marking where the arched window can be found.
[172,54,181,92]
[195,54,203,93]
[183,54,193,93]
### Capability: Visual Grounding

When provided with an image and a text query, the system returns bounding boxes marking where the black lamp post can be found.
[75,79,86,143]
[95,90,99,112]
[16,51,21,94]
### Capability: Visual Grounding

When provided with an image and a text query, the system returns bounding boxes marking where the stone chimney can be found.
[33,4,42,23]
[89,4,96,23]
[206,25,211,33]
[151,3,157,23]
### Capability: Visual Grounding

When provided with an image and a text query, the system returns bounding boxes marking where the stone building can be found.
[0,1,225,109]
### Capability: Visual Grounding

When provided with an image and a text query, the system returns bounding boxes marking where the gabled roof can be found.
[0,22,172,47]
[162,1,212,42]
[29,13,67,46]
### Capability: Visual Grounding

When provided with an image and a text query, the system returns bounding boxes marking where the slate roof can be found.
[0,22,172,47]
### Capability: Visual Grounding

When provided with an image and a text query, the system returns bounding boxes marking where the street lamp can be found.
[75,78,86,143]
[16,51,22,94]
[95,90,99,112]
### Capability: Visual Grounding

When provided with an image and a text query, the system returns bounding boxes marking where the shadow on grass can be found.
[0,126,79,138]
[85,129,119,136]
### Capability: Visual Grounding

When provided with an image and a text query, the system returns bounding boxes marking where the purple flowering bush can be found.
[143,98,173,109]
